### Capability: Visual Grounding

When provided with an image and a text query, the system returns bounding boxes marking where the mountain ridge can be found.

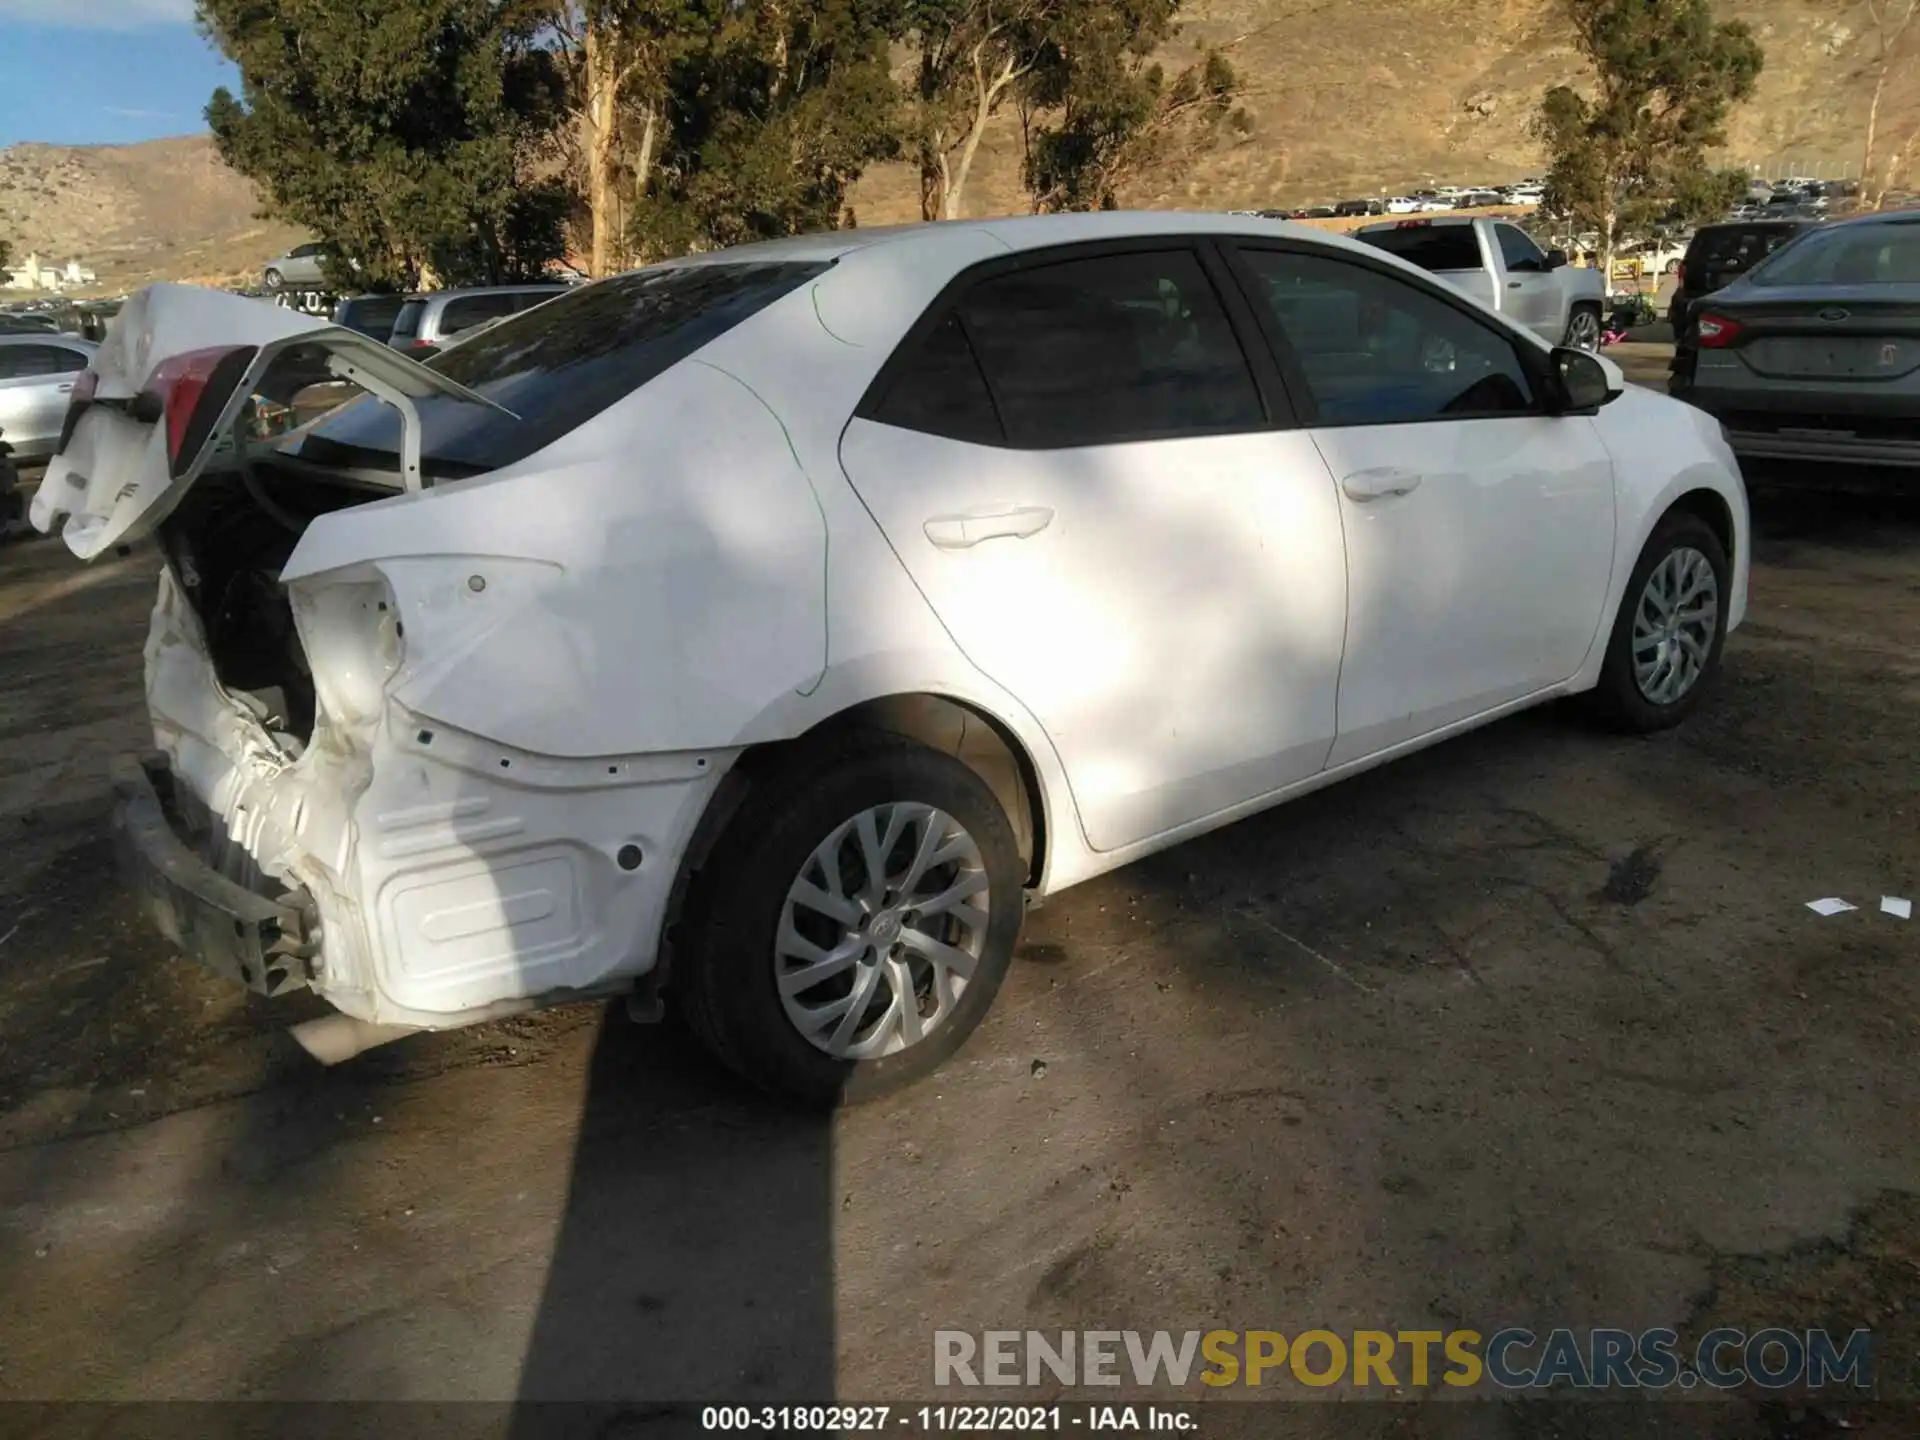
[0,0,1903,293]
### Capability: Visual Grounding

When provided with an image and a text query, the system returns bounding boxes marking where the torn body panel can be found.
[145,562,735,1026]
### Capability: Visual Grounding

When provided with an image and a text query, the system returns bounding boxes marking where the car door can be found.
[1224,242,1617,767]
[838,242,1350,854]
[1493,223,1562,340]
[0,342,87,453]
[288,243,326,285]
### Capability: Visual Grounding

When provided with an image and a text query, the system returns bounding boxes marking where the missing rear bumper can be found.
[110,752,314,995]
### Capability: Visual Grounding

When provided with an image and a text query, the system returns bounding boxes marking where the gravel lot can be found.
[1,364,1917,1434]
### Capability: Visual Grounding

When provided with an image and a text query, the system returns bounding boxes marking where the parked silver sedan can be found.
[1685,211,1920,474]
[0,333,96,462]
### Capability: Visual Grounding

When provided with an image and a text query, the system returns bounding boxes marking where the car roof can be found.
[1692,218,1811,237]
[404,283,571,302]
[654,211,1397,268]
[1820,209,1920,231]
[0,332,94,347]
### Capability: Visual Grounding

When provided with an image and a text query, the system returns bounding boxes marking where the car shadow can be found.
[508,1010,838,1418]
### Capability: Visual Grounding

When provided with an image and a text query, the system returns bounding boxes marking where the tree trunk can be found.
[1862,64,1891,210]
[582,22,624,279]
[919,133,946,222]
[942,59,1009,221]
[1863,1,1920,211]
[1598,204,1617,294]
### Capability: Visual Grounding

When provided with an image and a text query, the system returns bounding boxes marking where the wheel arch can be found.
[651,689,1056,998]
[1663,485,1736,569]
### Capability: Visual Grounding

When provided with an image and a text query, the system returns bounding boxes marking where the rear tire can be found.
[263,268,284,292]
[1588,511,1730,733]
[675,731,1024,1108]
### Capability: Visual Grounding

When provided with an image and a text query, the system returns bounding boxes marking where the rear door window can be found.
[953,248,1264,448]
[283,261,826,478]
[0,343,86,378]
[1356,225,1484,272]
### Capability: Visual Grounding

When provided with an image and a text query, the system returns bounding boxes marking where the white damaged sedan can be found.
[34,213,1749,1104]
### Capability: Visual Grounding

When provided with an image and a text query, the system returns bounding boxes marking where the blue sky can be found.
[0,0,240,148]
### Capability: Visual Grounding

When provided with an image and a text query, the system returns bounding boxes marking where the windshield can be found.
[278,261,827,478]
[1749,220,1920,287]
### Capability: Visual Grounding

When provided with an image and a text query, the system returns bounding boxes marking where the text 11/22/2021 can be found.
[701,1406,1198,1432]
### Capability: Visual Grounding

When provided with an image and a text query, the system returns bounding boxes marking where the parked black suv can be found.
[1668,219,1816,394]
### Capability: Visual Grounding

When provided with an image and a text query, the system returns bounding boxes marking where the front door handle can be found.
[1340,467,1422,502]
[923,505,1055,550]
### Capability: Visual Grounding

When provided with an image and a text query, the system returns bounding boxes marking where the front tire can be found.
[1588,511,1730,732]
[1564,303,1603,351]
[262,268,285,292]
[675,731,1024,1107]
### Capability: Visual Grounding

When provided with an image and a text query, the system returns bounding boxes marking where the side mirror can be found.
[1551,346,1619,412]
[1545,248,1569,269]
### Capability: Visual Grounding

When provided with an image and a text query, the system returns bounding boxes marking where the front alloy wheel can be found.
[1590,511,1730,732]
[1631,546,1719,706]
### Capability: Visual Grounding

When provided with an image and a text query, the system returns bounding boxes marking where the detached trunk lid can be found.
[32,283,503,559]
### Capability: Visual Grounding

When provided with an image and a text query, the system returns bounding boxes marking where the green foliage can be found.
[900,0,1060,220]
[0,236,10,273]
[627,0,899,257]
[1534,0,1763,263]
[1020,0,1242,212]
[200,0,571,289]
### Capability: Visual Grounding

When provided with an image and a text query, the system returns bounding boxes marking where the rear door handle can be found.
[1340,467,1422,501]
[923,506,1055,550]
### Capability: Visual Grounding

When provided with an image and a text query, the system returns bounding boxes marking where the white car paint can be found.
[34,212,1749,1047]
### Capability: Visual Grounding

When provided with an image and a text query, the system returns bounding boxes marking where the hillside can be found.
[851,0,1907,222]
[0,136,303,294]
[0,0,1907,293]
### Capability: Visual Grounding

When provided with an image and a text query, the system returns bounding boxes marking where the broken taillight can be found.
[143,345,258,476]
[1694,314,1743,348]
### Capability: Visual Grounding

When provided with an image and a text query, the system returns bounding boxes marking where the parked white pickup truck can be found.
[1356,217,1607,350]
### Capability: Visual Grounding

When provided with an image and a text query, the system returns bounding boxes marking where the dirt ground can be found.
[1,360,1918,1436]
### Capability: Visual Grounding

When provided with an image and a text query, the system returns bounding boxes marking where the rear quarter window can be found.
[437,293,522,337]
[284,260,827,478]
[389,300,427,343]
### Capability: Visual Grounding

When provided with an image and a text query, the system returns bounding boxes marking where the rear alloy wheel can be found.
[1565,304,1603,351]
[262,268,285,292]
[675,731,1023,1106]
[1589,511,1730,732]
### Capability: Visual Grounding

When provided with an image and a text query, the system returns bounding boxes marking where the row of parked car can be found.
[327,284,570,353]
[1238,180,1545,223]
